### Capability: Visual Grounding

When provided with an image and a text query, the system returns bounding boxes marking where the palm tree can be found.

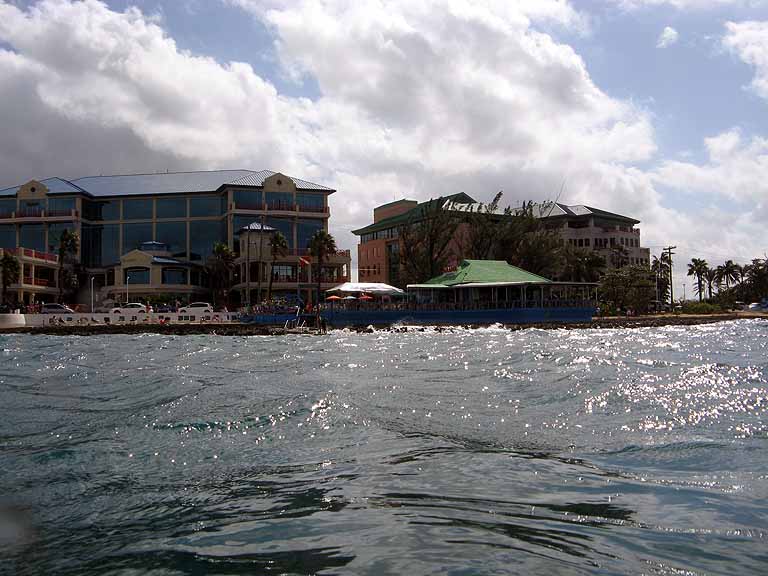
[651,253,671,304]
[1,252,21,305]
[267,231,289,301]
[686,258,708,302]
[705,267,718,300]
[560,245,604,282]
[610,244,629,269]
[716,260,739,292]
[57,229,80,303]
[206,242,235,309]
[307,229,337,306]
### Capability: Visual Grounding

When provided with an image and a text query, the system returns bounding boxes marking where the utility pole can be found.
[664,245,676,307]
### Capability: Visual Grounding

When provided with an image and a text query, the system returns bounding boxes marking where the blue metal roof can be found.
[1,170,335,198]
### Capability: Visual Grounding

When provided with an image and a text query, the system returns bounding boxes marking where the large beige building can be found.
[0,170,350,307]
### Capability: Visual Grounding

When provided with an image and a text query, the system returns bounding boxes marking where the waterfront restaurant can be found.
[407,260,598,308]
[0,170,350,306]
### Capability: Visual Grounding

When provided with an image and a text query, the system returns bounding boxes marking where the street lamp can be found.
[90,276,95,314]
[126,274,130,303]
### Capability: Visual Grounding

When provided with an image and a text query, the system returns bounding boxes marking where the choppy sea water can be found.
[1,320,767,575]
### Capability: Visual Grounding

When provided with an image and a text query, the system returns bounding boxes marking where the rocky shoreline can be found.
[0,312,764,336]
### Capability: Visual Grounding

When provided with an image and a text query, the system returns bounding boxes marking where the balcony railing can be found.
[233,203,329,214]
[0,209,79,220]
[5,248,60,263]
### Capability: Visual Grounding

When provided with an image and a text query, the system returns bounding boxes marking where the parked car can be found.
[41,303,76,314]
[178,302,213,314]
[111,302,152,314]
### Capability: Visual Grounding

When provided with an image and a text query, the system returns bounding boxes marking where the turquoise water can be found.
[1,320,767,575]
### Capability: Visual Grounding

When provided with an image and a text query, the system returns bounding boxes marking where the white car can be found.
[111,302,152,314]
[178,302,213,314]
[41,303,76,314]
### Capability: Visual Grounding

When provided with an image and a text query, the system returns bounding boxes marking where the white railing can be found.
[22,312,241,326]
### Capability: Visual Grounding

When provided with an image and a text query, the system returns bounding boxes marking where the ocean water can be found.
[1,319,767,575]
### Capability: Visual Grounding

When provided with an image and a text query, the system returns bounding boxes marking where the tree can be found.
[651,253,671,305]
[1,252,21,305]
[716,260,739,291]
[307,229,337,305]
[705,267,718,299]
[206,242,235,309]
[398,199,461,285]
[462,191,505,259]
[267,231,289,301]
[559,245,605,283]
[610,244,629,269]
[599,265,656,315]
[686,258,708,302]
[57,229,80,303]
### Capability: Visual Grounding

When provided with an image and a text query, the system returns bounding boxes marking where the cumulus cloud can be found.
[657,26,679,48]
[723,20,768,99]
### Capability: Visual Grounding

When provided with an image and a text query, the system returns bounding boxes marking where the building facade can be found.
[0,170,350,307]
[353,195,650,287]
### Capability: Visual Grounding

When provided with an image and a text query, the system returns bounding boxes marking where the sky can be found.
[1,0,768,294]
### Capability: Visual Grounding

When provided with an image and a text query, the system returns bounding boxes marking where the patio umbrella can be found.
[359,294,374,300]
[326,295,343,301]
[343,296,357,300]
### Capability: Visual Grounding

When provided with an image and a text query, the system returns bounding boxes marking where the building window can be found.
[190,196,224,217]
[189,220,225,261]
[156,221,187,258]
[297,193,324,212]
[271,264,296,282]
[297,219,322,252]
[48,197,76,215]
[156,197,187,219]
[125,267,150,285]
[123,198,153,220]
[233,189,263,210]
[162,268,187,285]
[123,222,153,254]
[47,223,76,252]
[19,224,45,252]
[266,217,295,250]
[266,191,293,211]
[106,268,115,286]
[0,224,15,249]
[0,199,15,217]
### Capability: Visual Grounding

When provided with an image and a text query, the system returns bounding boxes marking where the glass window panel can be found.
[0,199,16,216]
[83,200,120,221]
[124,267,150,284]
[19,201,43,217]
[19,224,45,252]
[190,196,224,217]
[162,268,187,285]
[156,221,187,258]
[47,223,76,252]
[297,219,323,252]
[266,192,294,211]
[0,224,15,248]
[48,197,76,214]
[233,189,263,210]
[123,198,153,220]
[122,223,153,254]
[266,218,294,249]
[296,193,324,212]
[156,197,187,218]
[189,220,225,261]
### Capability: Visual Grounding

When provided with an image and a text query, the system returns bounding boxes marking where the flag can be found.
[299,256,311,266]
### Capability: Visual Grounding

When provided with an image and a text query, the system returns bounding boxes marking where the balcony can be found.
[21,277,55,288]
[0,209,79,221]
[232,203,329,215]
[5,248,60,264]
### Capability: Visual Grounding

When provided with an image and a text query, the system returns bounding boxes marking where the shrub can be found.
[681,302,722,315]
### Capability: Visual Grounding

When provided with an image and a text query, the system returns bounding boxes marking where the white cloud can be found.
[723,20,768,100]
[657,26,679,48]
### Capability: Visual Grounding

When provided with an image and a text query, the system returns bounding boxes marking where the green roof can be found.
[423,260,552,286]
[352,193,476,236]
